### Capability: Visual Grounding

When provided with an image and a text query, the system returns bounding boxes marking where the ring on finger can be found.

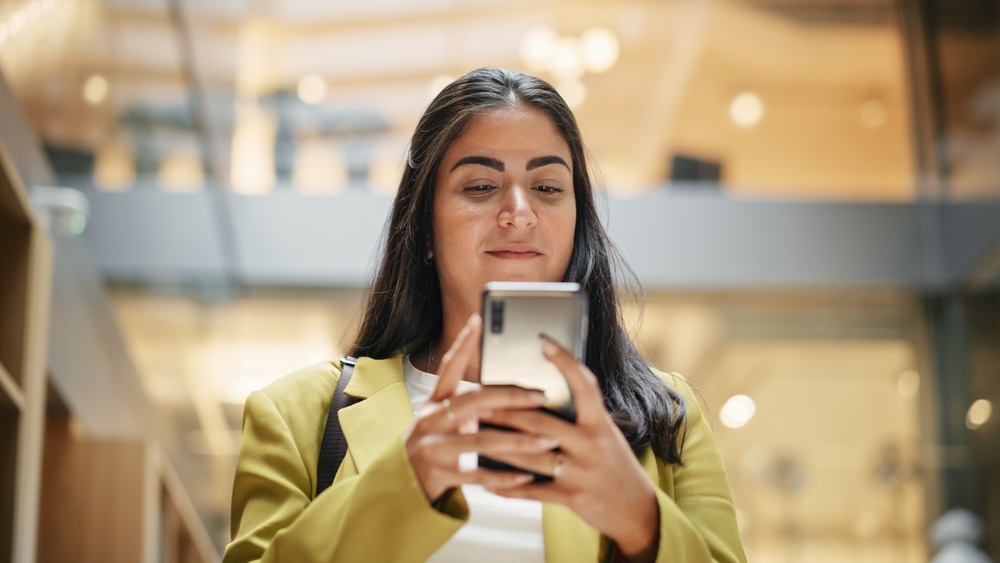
[442,398,458,422]
[552,452,566,478]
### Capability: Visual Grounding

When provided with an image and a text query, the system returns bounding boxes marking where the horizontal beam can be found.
[74,180,1000,290]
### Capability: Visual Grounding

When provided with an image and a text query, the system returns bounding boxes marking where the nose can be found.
[497,184,537,229]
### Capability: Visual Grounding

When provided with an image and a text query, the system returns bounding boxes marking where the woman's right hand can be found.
[404,313,557,503]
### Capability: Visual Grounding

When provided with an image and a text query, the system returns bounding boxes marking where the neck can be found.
[415,295,481,382]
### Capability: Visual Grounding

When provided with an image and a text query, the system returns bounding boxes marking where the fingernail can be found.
[470,313,482,326]
[536,437,559,449]
[514,473,534,484]
[529,391,547,404]
[541,339,558,356]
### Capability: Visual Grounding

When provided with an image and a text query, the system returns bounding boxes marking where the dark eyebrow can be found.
[451,156,504,172]
[526,156,570,171]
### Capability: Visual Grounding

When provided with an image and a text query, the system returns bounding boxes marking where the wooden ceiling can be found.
[0,0,918,199]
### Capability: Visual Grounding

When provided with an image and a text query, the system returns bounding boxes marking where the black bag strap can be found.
[316,355,358,498]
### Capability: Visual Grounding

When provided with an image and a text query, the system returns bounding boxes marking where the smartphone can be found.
[477,282,589,479]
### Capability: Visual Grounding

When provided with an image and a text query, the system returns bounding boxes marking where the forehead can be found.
[444,105,572,162]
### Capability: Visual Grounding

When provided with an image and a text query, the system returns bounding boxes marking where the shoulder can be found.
[649,368,701,412]
[259,359,343,407]
[244,359,344,439]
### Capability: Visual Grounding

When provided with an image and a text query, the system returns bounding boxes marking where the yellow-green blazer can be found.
[222,356,746,563]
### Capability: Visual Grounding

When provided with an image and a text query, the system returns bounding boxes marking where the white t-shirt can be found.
[402,356,546,563]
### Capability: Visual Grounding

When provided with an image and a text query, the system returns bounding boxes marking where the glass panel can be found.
[932,0,1000,199]
[632,292,930,562]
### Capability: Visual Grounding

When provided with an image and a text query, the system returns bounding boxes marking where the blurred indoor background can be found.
[0,0,998,562]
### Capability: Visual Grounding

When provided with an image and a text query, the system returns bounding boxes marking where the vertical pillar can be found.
[926,295,978,511]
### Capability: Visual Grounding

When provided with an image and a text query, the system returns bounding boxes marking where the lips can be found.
[485,244,542,260]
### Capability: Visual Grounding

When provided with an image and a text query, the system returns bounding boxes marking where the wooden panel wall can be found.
[36,415,146,563]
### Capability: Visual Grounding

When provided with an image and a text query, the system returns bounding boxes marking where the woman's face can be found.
[433,105,577,312]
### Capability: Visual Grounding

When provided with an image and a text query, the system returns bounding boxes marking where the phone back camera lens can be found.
[491,301,504,333]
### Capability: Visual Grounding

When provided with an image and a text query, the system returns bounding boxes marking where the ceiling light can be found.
[897,370,919,397]
[520,26,558,73]
[720,394,756,428]
[861,99,887,128]
[557,78,586,109]
[967,399,992,429]
[730,92,763,128]
[83,74,108,105]
[297,74,326,105]
[580,27,620,73]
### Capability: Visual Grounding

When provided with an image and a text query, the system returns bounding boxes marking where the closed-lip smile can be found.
[486,244,542,259]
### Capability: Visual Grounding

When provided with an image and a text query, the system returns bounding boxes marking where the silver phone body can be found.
[479,282,588,421]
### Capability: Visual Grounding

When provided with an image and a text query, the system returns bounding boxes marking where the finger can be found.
[431,314,482,401]
[431,429,559,461]
[480,409,585,453]
[482,451,564,478]
[541,337,605,424]
[444,386,547,420]
[445,468,536,490]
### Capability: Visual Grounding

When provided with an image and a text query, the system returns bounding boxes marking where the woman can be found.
[223,67,745,563]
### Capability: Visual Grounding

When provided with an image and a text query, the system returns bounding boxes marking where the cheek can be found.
[433,199,481,262]
[548,206,577,273]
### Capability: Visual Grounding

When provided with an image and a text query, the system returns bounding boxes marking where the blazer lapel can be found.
[337,356,414,472]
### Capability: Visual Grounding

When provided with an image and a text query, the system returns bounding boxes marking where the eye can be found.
[463,184,495,193]
[534,185,565,194]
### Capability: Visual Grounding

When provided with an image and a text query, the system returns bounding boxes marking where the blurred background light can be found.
[897,370,920,397]
[966,399,992,430]
[92,139,135,192]
[579,27,619,73]
[292,136,346,194]
[519,25,558,73]
[82,74,108,105]
[550,36,584,80]
[720,394,756,428]
[158,148,205,193]
[27,0,41,21]
[8,9,27,37]
[861,99,888,129]
[297,74,326,105]
[730,92,764,128]
[230,101,276,195]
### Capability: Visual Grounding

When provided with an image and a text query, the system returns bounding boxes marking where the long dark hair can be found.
[351,67,687,463]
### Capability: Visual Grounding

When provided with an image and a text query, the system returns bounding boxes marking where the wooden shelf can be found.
[0,362,23,412]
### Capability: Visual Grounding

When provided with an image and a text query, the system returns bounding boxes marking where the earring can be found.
[424,249,434,266]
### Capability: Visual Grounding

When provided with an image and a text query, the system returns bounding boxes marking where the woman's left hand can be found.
[479,339,661,563]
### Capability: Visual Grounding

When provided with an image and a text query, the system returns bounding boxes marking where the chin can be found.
[483,267,556,284]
